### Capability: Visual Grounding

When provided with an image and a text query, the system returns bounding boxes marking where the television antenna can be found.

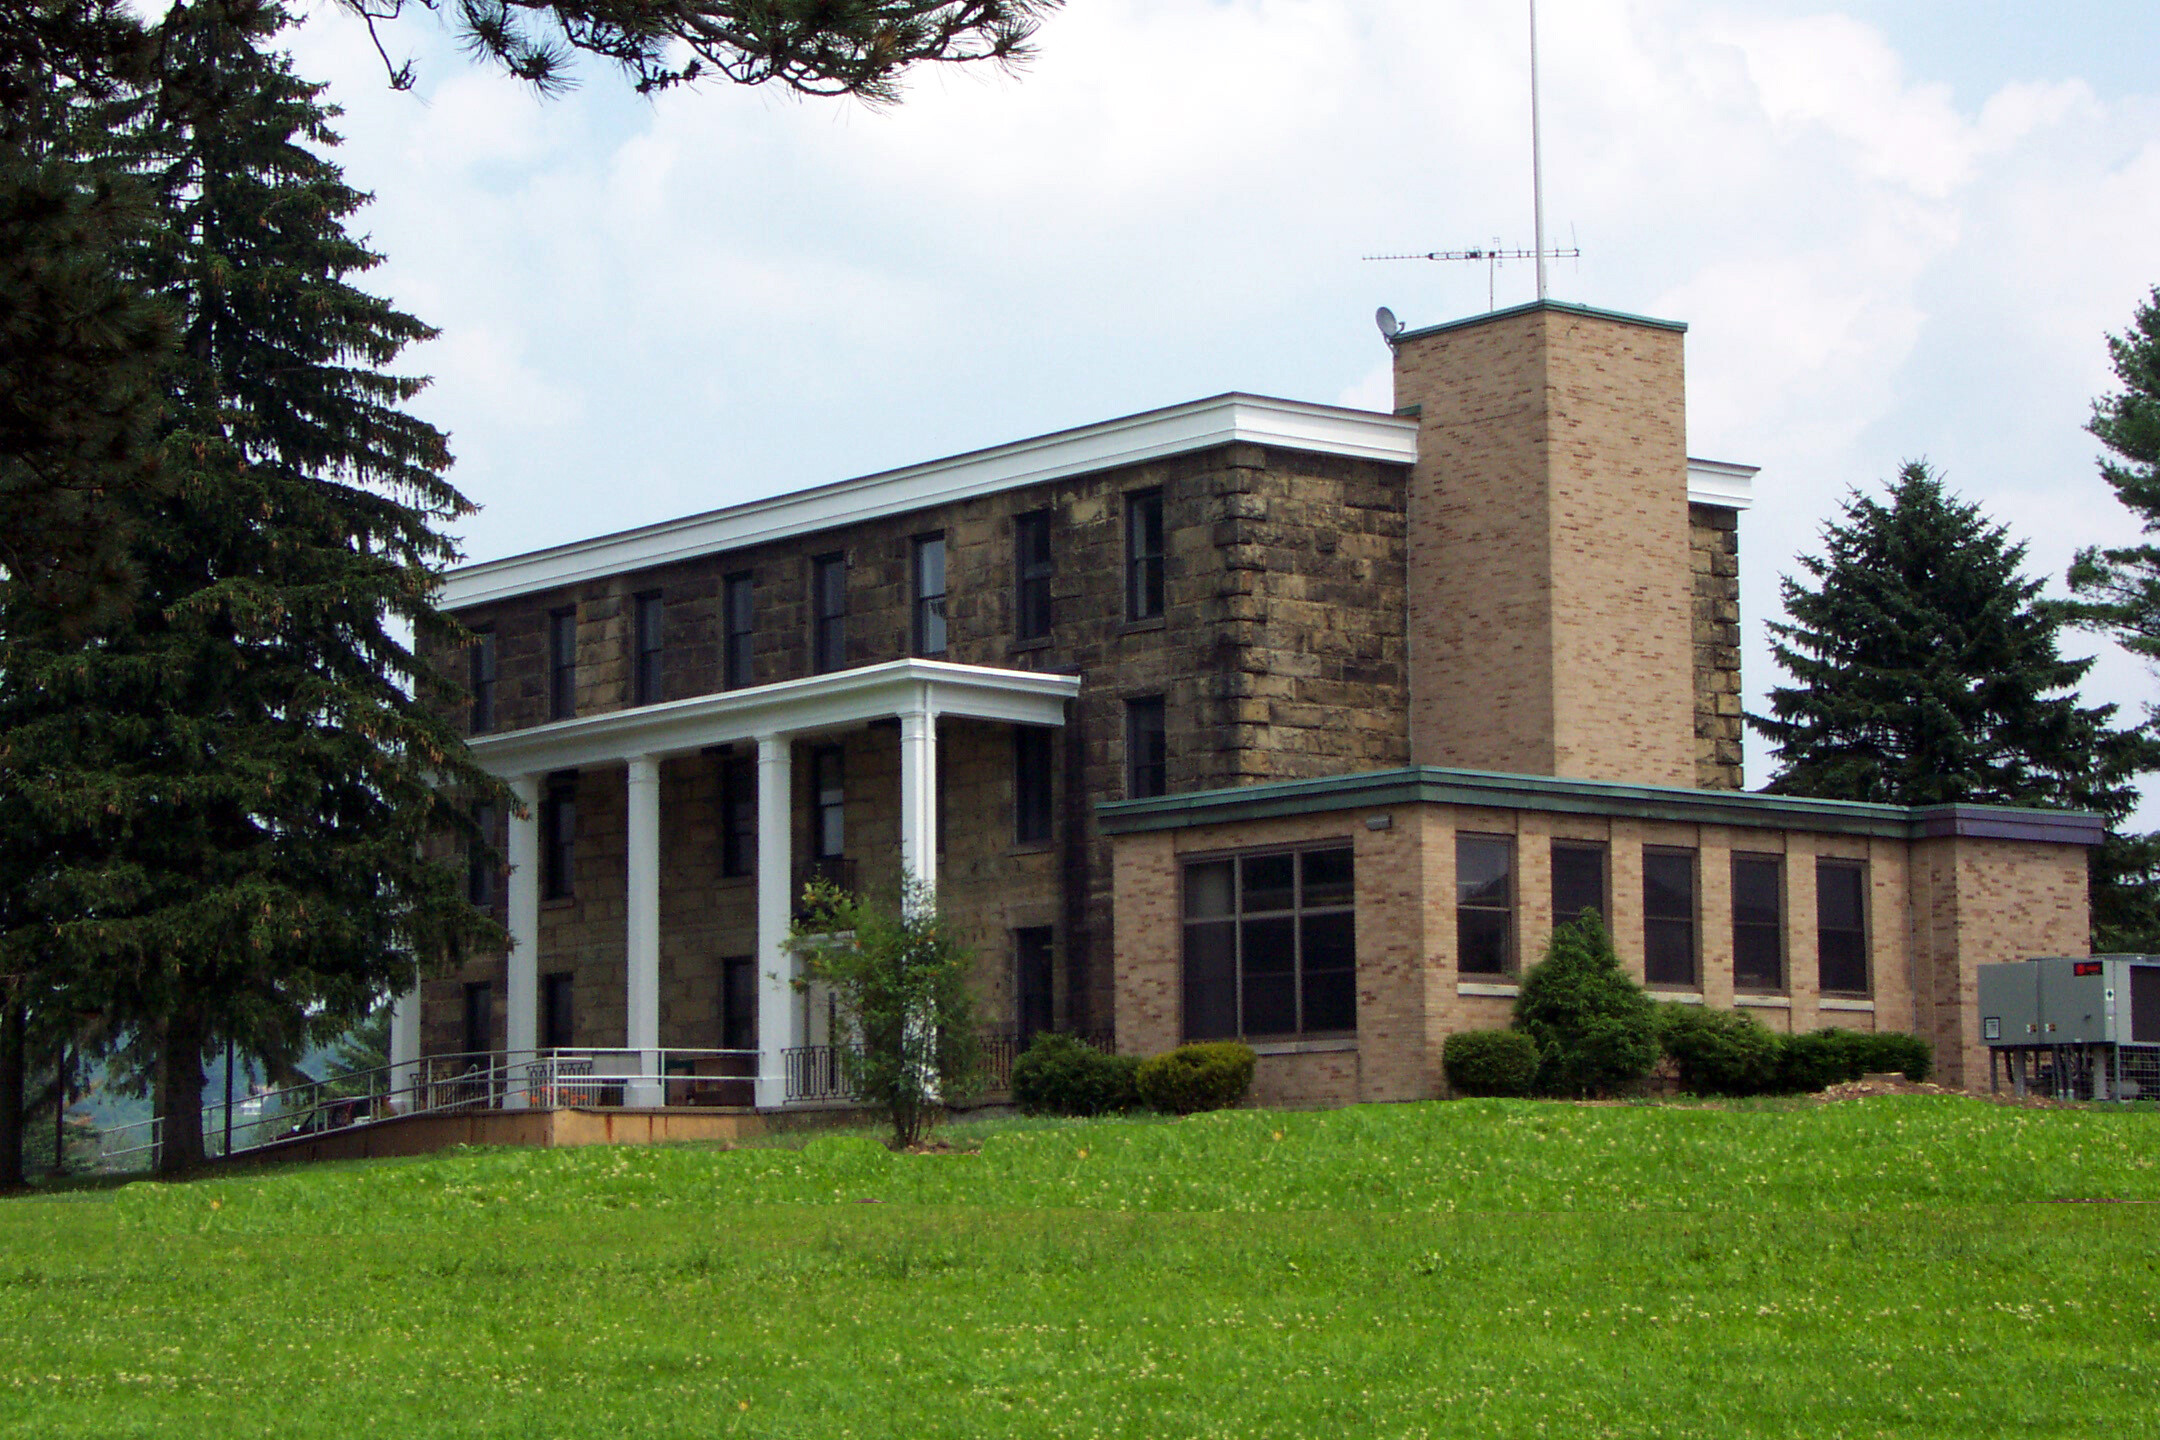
[1364,1,1578,313]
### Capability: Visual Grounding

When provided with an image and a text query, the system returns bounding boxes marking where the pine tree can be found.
[0,0,506,1174]
[1752,462,2156,946]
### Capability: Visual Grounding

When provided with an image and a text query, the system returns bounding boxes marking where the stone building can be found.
[395,299,2098,1112]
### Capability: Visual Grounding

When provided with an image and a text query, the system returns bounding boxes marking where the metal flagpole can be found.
[1529,0,1548,301]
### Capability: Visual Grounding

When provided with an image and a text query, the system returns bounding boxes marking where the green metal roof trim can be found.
[1095,766,2104,846]
[1391,299,1689,343]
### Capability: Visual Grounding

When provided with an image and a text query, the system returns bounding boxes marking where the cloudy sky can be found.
[283,0,2160,801]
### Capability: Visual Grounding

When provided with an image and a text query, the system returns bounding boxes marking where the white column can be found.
[625,754,663,1106]
[754,735,799,1108]
[899,703,938,906]
[388,987,420,1113]
[504,772,542,1108]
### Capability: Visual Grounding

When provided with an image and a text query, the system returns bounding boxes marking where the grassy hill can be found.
[4,1096,2157,1437]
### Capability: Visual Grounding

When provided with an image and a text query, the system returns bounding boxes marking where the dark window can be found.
[1126,696,1166,799]
[542,772,577,901]
[1181,846,1356,1041]
[1126,489,1165,621]
[812,553,847,673]
[1732,855,1785,992]
[1551,841,1606,929]
[632,592,664,706]
[467,805,496,908]
[912,534,947,656]
[720,754,757,879]
[720,957,758,1051]
[723,572,755,689]
[1014,726,1053,845]
[1015,510,1053,641]
[812,747,845,860]
[548,608,577,721]
[1014,927,1055,1049]
[1457,835,1514,975]
[468,631,497,733]
[542,971,575,1050]
[1643,849,1698,988]
[461,981,492,1056]
[1817,861,1870,995]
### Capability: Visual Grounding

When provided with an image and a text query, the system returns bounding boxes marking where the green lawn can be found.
[4,1097,2158,1438]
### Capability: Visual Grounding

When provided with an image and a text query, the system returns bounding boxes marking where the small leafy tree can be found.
[1512,913,1658,1098]
[786,875,981,1148]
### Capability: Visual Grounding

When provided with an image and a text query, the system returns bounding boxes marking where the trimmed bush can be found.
[1513,913,1659,1097]
[1658,1003,1782,1096]
[1851,1030,1933,1083]
[1773,1028,1934,1092]
[1442,1029,1539,1097]
[1135,1042,1256,1115]
[1010,1033,1140,1117]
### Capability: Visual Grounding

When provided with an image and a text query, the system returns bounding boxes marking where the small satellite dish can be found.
[1375,306,1403,342]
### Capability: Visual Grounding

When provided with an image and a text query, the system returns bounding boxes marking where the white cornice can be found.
[442,394,1421,610]
[466,658,1082,775]
[1687,458,1759,511]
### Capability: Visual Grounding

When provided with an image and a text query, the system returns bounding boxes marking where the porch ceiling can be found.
[465,658,1081,776]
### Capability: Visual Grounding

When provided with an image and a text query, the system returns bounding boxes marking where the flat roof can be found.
[440,393,1420,610]
[1096,766,2103,846]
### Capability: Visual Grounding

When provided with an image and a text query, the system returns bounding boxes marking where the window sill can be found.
[1119,617,1167,635]
[541,897,576,911]
[1457,980,1519,998]
[1650,990,1706,1005]
[1819,996,1876,1013]
[1246,1037,1357,1057]
[1009,637,1053,654]
[1735,993,1792,1009]
[1006,842,1055,857]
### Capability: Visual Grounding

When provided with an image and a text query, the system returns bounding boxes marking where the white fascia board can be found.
[466,658,1082,776]
[441,395,1419,610]
[1687,458,1759,511]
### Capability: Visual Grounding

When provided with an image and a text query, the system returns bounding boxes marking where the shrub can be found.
[1442,1029,1540,1097]
[1657,1003,1782,1096]
[1513,913,1659,1097]
[1010,1033,1140,1117]
[1773,1027,1934,1092]
[1135,1042,1256,1115]
[1852,1030,1933,1082]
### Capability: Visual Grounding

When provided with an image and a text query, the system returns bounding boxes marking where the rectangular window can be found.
[1014,927,1055,1048]
[467,805,496,908]
[1013,726,1053,845]
[1181,846,1356,1041]
[542,771,577,901]
[1456,835,1515,976]
[548,608,577,721]
[1126,489,1165,621]
[723,571,755,690]
[461,981,492,1056]
[1551,841,1606,929]
[1817,861,1870,995]
[1015,509,1053,642]
[912,533,947,656]
[468,631,497,734]
[632,592,664,706]
[720,957,758,1051]
[1732,854,1785,992]
[1126,696,1166,799]
[541,971,575,1050]
[720,753,757,879]
[1643,849,1698,989]
[812,747,845,860]
[812,553,847,673]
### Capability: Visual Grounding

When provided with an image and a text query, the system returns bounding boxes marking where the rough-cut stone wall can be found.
[428,441,1411,1044]
[1690,503,1744,789]
[1394,303,1698,789]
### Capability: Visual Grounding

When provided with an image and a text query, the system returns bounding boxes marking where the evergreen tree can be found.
[0,0,506,1174]
[1751,462,2156,946]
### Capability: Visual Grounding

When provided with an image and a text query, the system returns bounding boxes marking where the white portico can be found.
[391,659,1079,1109]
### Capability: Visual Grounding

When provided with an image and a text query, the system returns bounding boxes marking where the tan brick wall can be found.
[1395,305,1697,788]
[1910,837,2089,1090]
[1109,801,2087,1104]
